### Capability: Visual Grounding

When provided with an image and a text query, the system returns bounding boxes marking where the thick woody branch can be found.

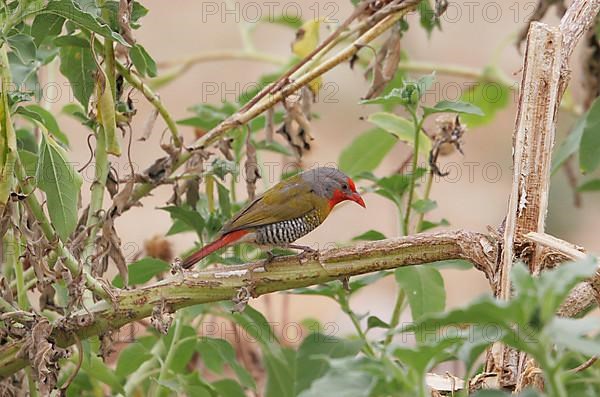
[0,230,496,378]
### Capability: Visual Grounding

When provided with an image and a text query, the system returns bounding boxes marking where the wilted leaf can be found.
[96,71,121,156]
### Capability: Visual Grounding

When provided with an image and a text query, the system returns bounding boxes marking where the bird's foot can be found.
[288,244,319,262]
[247,251,276,275]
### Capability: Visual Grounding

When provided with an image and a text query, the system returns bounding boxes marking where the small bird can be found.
[182,167,365,268]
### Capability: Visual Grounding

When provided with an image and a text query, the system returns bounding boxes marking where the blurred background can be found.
[41,1,597,342]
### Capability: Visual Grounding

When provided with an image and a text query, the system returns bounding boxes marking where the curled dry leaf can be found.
[218,138,235,161]
[109,178,134,218]
[245,132,261,201]
[100,217,128,286]
[19,318,68,397]
[99,330,115,361]
[0,277,13,308]
[364,25,402,99]
[151,302,173,335]
[265,107,275,142]
[106,166,120,198]
[142,156,171,183]
[139,107,159,142]
[429,115,467,177]
[118,0,136,46]
[277,89,314,158]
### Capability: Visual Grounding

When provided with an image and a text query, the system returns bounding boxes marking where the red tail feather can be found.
[182,230,249,269]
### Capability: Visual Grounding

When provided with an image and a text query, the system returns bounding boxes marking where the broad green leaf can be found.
[579,96,600,173]
[339,129,397,177]
[16,104,69,146]
[36,130,83,241]
[34,0,130,46]
[8,51,40,98]
[162,324,197,374]
[360,88,406,106]
[352,230,387,241]
[578,179,600,191]
[460,78,511,126]
[254,140,293,156]
[18,150,38,177]
[160,206,205,237]
[298,358,375,397]
[552,113,586,174]
[418,0,440,34]
[216,181,231,217]
[411,199,437,214]
[423,100,484,117]
[395,266,445,321]
[115,340,152,377]
[366,112,430,154]
[130,43,157,77]
[545,317,600,356]
[31,14,65,46]
[294,333,363,395]
[59,37,96,109]
[264,349,296,397]
[80,352,124,393]
[212,379,247,397]
[112,257,169,288]
[7,34,37,64]
[197,338,255,389]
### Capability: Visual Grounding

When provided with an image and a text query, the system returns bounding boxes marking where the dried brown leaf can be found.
[139,107,159,142]
[118,0,136,46]
[218,138,235,161]
[151,302,173,335]
[244,132,261,201]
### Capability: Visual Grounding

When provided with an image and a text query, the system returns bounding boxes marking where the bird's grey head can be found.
[300,167,365,208]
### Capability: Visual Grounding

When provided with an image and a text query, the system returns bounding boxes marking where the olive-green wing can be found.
[221,176,315,234]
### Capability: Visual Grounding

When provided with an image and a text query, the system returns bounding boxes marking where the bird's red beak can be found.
[348,192,366,208]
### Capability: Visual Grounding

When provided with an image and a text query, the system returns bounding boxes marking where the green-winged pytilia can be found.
[181,167,366,268]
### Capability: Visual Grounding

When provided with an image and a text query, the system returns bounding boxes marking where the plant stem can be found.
[338,291,376,357]
[404,111,424,235]
[156,316,183,396]
[115,61,181,147]
[383,289,405,348]
[416,172,434,233]
[82,126,108,267]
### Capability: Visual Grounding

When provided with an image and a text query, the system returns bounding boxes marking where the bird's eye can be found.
[341,183,348,190]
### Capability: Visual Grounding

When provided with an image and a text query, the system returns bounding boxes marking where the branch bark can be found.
[0,230,496,378]
[487,0,600,387]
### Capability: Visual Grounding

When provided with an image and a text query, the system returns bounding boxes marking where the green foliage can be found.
[578,96,600,173]
[339,129,397,177]
[460,77,511,126]
[36,130,82,241]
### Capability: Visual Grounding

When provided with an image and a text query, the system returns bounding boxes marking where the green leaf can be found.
[130,43,157,77]
[352,230,387,241]
[254,140,293,156]
[339,129,397,177]
[212,379,247,397]
[163,324,197,374]
[578,179,600,192]
[7,34,37,64]
[395,266,445,321]
[294,333,363,395]
[80,352,124,393]
[112,257,169,288]
[366,112,431,154]
[36,0,130,46]
[31,14,65,46]
[216,181,232,218]
[17,104,69,146]
[59,37,96,109]
[297,358,375,397]
[579,96,600,173]
[424,100,484,117]
[197,338,255,389]
[552,113,586,174]
[460,78,510,126]
[366,316,390,330]
[160,206,205,237]
[36,130,83,241]
[545,317,600,356]
[115,340,153,377]
[411,199,437,214]
[418,0,440,34]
